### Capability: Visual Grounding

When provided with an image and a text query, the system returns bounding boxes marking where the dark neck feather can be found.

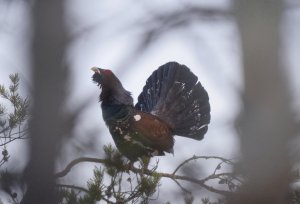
[101,104,132,125]
[100,76,133,106]
[100,88,133,105]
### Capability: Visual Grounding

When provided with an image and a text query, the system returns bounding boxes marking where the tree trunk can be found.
[21,1,67,203]
[230,0,294,203]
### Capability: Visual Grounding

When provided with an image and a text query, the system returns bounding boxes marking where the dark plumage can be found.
[91,62,210,161]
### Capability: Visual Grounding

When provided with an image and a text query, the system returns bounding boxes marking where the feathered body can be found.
[92,62,210,161]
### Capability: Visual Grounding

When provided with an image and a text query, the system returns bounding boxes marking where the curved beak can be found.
[91,67,100,74]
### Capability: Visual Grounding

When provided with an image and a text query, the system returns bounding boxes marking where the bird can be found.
[91,62,210,161]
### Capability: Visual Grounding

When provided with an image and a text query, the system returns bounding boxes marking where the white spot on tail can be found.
[151,150,159,156]
[134,114,141,121]
[199,124,208,129]
[190,123,208,131]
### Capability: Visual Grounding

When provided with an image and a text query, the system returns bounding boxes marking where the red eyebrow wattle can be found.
[103,69,112,74]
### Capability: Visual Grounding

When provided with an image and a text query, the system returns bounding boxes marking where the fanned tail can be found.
[135,62,210,140]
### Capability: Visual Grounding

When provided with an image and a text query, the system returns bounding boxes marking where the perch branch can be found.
[55,156,233,196]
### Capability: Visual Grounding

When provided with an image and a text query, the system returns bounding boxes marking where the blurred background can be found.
[0,0,299,203]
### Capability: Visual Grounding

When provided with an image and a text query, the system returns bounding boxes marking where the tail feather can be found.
[135,62,210,140]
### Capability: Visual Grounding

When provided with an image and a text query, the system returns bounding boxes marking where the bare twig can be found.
[201,172,242,184]
[172,155,234,175]
[149,169,231,196]
[172,178,192,194]
[0,127,10,135]
[0,130,28,147]
[55,157,106,178]
[0,136,28,147]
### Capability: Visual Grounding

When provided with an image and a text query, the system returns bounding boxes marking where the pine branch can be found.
[55,156,234,196]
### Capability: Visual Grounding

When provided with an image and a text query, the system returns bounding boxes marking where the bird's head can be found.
[91,67,114,88]
[91,67,133,105]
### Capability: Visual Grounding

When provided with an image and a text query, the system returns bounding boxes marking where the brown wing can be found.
[131,111,174,153]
